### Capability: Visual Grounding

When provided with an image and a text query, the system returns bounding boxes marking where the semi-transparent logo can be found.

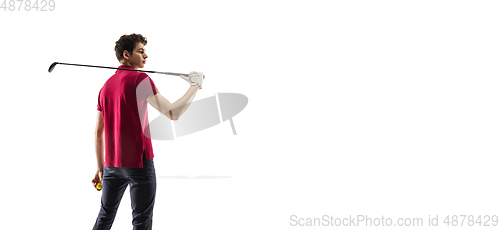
[137,76,248,140]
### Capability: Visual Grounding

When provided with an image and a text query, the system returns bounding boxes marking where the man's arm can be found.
[92,111,104,191]
[94,111,105,169]
[147,85,199,120]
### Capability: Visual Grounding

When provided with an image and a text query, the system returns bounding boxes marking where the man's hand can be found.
[180,71,203,89]
[92,169,103,191]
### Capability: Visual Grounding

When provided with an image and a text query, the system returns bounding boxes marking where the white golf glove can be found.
[180,71,204,89]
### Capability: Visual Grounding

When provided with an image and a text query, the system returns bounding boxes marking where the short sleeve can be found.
[136,73,159,101]
[97,88,102,111]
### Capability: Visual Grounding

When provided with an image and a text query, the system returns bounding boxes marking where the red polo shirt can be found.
[97,65,159,168]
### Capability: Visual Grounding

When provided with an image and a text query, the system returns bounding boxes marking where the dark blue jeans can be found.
[92,157,156,230]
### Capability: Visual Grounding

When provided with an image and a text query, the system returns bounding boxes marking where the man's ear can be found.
[123,50,130,60]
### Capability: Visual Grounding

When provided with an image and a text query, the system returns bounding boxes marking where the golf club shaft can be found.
[56,62,189,77]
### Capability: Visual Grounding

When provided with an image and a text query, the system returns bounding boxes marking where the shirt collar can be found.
[118,65,135,70]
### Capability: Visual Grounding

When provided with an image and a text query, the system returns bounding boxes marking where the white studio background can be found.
[1,0,500,229]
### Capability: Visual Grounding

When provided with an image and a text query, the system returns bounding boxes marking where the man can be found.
[91,33,203,230]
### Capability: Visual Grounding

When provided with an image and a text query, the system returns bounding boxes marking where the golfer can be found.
[91,33,203,230]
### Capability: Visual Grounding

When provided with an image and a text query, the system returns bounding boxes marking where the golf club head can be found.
[48,62,58,73]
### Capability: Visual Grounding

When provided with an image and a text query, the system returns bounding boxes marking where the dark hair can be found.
[114,33,147,61]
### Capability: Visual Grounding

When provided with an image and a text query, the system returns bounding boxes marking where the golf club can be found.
[48,62,204,79]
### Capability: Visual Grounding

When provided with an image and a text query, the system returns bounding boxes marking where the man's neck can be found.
[120,61,135,69]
